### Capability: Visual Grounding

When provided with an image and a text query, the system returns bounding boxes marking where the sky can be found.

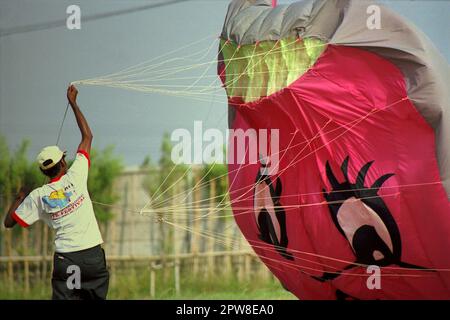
[0,0,449,166]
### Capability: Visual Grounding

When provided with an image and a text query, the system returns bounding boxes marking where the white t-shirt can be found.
[13,150,103,253]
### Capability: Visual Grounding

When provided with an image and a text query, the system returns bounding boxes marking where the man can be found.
[4,85,109,300]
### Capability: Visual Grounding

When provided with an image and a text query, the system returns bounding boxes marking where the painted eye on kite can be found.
[315,157,430,283]
[322,156,398,266]
[253,164,294,261]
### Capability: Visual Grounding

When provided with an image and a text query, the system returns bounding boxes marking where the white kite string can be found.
[67,34,450,276]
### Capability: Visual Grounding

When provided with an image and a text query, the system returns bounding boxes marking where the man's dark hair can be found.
[40,157,65,178]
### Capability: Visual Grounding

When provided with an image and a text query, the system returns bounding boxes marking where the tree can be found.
[87,146,123,223]
[0,136,12,214]
[0,137,43,256]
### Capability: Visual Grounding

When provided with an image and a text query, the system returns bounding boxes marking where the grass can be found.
[108,268,295,300]
[0,269,296,300]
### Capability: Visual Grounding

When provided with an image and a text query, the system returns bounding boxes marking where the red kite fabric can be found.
[226,44,450,299]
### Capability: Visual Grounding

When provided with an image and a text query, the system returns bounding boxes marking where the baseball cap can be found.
[36,146,66,170]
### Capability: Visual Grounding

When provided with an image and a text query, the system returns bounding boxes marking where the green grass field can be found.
[0,270,296,300]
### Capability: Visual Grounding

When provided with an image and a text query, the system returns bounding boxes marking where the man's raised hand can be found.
[67,84,78,106]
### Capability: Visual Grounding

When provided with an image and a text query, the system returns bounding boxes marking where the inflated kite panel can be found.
[219,0,450,300]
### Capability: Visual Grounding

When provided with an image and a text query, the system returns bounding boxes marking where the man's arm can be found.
[67,85,93,154]
[4,187,31,228]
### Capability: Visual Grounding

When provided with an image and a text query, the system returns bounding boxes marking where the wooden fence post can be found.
[192,172,201,276]
[129,174,136,256]
[150,263,156,298]
[5,229,13,292]
[34,223,42,281]
[224,206,233,278]
[244,253,251,282]
[22,228,30,294]
[109,218,117,288]
[41,223,48,284]
[119,182,128,256]
[237,232,245,282]
[207,180,216,276]
[173,182,181,295]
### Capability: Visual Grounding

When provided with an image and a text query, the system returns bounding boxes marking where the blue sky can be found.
[0,0,448,166]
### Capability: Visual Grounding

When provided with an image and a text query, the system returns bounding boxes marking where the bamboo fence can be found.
[0,168,272,296]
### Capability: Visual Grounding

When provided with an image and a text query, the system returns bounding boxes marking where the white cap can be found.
[36,146,66,170]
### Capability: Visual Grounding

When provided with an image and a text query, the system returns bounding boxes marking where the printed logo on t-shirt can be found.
[43,189,72,209]
[42,182,85,220]
[50,194,85,220]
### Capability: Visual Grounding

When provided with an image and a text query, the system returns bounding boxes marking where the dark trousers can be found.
[52,245,109,300]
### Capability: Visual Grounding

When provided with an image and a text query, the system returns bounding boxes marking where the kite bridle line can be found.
[67,29,450,280]
[56,102,70,147]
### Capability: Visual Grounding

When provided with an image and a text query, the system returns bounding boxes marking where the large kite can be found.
[219,0,450,299]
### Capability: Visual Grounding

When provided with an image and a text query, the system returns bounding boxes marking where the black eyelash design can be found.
[323,156,400,262]
[313,156,430,283]
[254,162,294,261]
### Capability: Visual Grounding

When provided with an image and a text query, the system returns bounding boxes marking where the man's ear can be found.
[62,158,68,171]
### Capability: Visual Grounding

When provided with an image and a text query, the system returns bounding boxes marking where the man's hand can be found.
[67,84,78,106]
